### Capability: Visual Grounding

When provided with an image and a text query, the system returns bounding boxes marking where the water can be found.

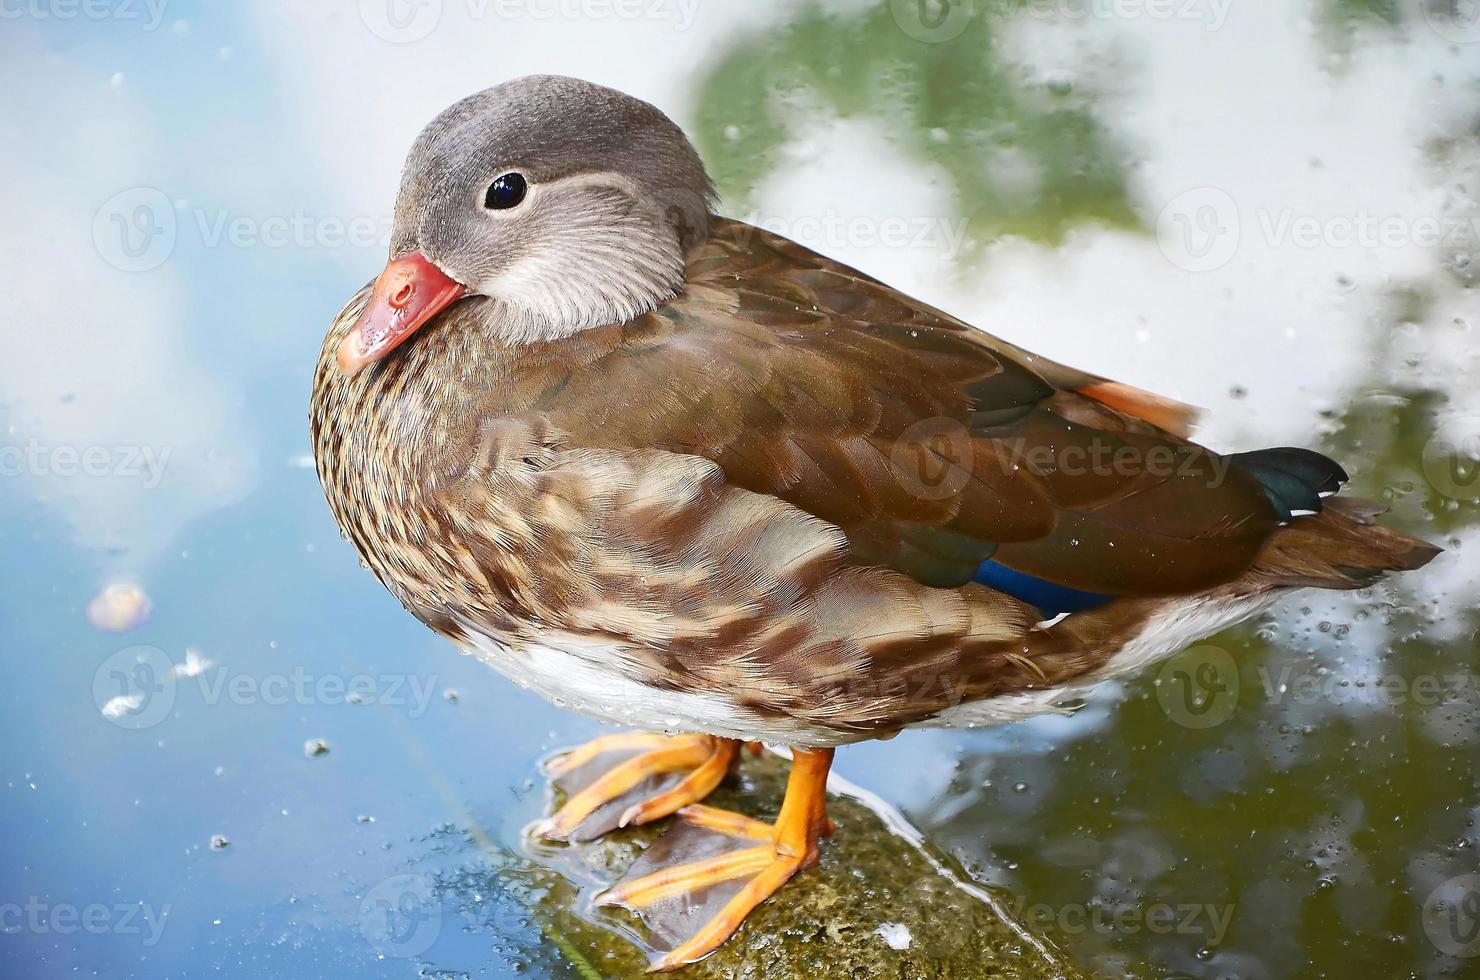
[3,2,1478,977]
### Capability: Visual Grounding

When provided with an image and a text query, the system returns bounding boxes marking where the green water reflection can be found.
[684,3,1479,977]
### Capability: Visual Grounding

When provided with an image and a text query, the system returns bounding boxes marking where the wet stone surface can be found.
[499,751,1083,979]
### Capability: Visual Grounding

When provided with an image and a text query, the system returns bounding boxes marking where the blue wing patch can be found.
[973,560,1113,618]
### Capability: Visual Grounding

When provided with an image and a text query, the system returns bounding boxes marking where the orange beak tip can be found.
[335,252,466,378]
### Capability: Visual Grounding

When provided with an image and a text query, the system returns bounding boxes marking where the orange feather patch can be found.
[1079,380,1201,438]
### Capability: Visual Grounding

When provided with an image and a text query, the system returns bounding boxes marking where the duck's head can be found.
[337,75,714,376]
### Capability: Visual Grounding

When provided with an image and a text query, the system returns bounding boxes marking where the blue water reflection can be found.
[4,2,1479,977]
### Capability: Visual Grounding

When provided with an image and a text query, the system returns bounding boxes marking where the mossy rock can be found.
[495,751,1084,979]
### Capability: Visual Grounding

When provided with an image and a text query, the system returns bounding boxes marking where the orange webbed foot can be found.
[534,732,741,842]
[595,748,835,971]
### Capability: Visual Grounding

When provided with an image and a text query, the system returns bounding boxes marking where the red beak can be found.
[337,252,467,377]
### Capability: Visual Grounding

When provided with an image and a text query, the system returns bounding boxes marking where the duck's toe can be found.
[535,733,741,842]
[595,805,818,971]
[595,748,834,970]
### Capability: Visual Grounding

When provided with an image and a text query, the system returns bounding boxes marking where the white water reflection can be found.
[242,1,780,256]
[0,34,258,573]
[985,5,1478,449]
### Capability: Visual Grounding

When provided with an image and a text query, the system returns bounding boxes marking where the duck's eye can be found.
[484,172,527,210]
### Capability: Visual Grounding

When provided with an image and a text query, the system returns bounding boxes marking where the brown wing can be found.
[498,218,1282,599]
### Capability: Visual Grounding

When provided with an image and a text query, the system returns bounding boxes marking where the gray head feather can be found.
[389,75,716,344]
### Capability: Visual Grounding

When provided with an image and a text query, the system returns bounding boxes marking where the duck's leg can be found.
[597,747,835,972]
[535,733,742,841]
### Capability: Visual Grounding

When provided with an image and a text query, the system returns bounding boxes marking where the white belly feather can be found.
[456,590,1285,747]
[925,592,1280,730]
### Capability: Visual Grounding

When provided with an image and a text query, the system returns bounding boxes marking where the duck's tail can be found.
[1217,445,1439,590]
[1245,494,1441,591]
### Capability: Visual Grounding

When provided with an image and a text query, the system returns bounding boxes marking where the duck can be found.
[310,74,1440,970]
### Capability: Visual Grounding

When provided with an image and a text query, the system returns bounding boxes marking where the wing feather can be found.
[526,218,1281,598]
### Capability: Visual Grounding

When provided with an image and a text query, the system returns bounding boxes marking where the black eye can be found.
[484,172,527,210]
